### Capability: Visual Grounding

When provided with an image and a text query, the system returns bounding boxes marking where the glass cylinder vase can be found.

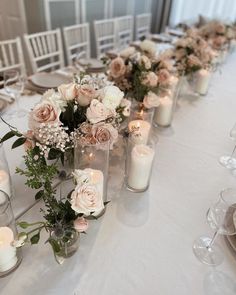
[153,88,177,128]
[125,132,157,193]
[0,191,22,277]
[74,136,110,218]
[0,143,13,199]
[129,99,154,125]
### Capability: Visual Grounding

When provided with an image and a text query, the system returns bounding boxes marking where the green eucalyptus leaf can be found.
[0,130,16,143]
[12,137,26,149]
[30,232,40,245]
[35,190,44,200]
[18,221,31,229]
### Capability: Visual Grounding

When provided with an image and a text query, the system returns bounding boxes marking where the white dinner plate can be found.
[30,73,70,89]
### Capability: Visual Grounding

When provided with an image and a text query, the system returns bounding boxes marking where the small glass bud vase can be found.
[125,133,157,193]
[129,99,154,125]
[0,191,22,277]
[153,89,177,128]
[0,143,13,199]
[74,134,110,218]
[51,227,79,264]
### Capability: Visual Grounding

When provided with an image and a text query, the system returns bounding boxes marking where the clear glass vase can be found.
[0,191,22,277]
[0,143,13,199]
[125,132,157,192]
[153,88,177,128]
[74,137,110,218]
[129,99,154,124]
[51,227,79,265]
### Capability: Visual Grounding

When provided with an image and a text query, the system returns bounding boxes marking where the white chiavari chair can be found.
[63,23,90,66]
[135,13,152,41]
[94,19,116,58]
[24,29,64,73]
[116,15,134,49]
[0,37,25,86]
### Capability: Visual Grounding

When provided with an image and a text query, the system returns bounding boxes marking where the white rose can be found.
[86,99,111,124]
[43,89,67,112]
[120,98,131,117]
[139,40,156,58]
[71,184,104,216]
[100,85,124,110]
[58,83,77,101]
[143,91,160,109]
[119,46,136,58]
[74,217,89,233]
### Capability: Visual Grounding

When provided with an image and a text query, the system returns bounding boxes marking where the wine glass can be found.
[4,70,27,118]
[219,123,236,169]
[193,188,236,266]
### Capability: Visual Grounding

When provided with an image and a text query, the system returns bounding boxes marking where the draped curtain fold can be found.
[169,0,236,27]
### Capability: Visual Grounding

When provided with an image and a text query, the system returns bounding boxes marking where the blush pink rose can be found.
[92,123,118,149]
[109,57,126,78]
[74,217,89,233]
[158,69,171,85]
[142,72,158,87]
[76,84,96,106]
[86,99,110,124]
[29,101,61,132]
[58,83,77,101]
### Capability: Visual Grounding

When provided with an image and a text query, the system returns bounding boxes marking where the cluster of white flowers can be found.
[36,123,70,155]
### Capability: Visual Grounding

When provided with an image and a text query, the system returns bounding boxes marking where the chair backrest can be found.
[24,29,64,73]
[63,23,90,66]
[135,13,152,41]
[94,19,116,58]
[116,15,134,49]
[0,37,25,85]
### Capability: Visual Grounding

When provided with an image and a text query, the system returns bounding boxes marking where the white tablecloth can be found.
[2,53,236,295]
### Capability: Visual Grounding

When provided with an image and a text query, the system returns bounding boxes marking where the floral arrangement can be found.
[173,28,216,76]
[106,40,176,109]
[0,74,128,261]
[199,21,236,51]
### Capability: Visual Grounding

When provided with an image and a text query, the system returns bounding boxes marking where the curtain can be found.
[151,0,172,33]
[169,0,236,27]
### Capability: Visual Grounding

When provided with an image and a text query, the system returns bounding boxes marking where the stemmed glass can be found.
[219,123,236,169]
[193,188,236,266]
[4,70,27,118]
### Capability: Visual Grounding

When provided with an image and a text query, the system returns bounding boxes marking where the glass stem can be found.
[229,144,236,162]
[207,230,219,249]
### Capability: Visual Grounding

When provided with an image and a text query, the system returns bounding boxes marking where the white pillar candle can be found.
[128,144,155,190]
[154,95,173,127]
[128,120,151,144]
[0,227,17,272]
[194,69,211,95]
[0,170,11,198]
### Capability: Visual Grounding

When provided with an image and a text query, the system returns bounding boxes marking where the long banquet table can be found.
[1,53,236,295]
